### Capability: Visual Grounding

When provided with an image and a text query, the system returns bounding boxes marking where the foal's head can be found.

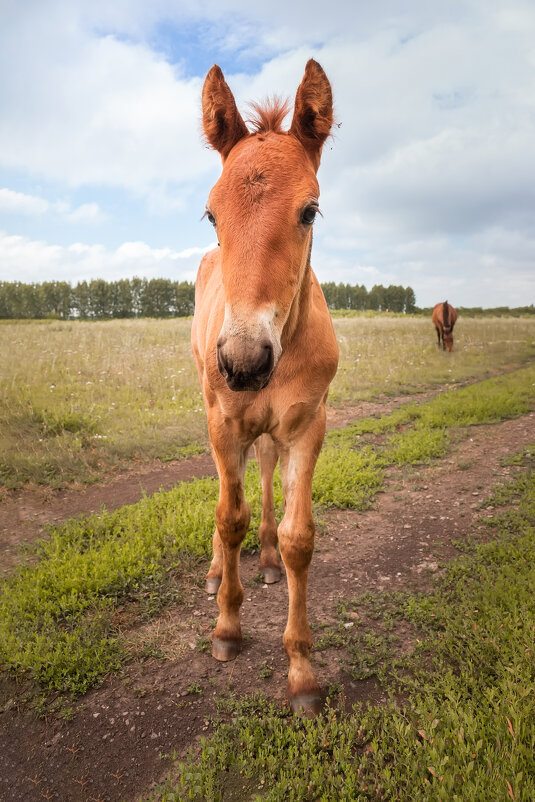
[202,60,333,392]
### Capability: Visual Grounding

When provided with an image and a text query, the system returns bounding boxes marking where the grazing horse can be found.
[432,301,458,351]
[191,60,338,715]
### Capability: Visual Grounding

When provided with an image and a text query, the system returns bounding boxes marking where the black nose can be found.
[216,340,274,392]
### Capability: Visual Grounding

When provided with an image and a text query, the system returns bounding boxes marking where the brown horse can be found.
[191,60,338,715]
[432,301,458,351]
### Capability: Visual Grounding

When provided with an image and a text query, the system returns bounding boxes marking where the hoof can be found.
[262,566,282,584]
[290,693,323,718]
[212,637,241,662]
[205,576,221,594]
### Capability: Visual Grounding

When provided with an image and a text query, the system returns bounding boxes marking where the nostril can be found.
[259,342,274,374]
[217,343,232,379]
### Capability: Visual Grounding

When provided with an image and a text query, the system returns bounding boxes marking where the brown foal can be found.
[191,60,338,715]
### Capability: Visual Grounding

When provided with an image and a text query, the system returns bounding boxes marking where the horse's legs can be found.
[205,527,223,594]
[205,448,224,594]
[435,325,441,348]
[254,434,282,584]
[208,415,251,661]
[277,408,326,716]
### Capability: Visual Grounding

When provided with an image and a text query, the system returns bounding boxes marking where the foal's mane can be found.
[247,97,291,134]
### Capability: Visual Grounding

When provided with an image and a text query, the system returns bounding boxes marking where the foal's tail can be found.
[443,300,450,327]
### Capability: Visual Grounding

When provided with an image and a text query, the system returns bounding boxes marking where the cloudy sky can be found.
[1,0,534,308]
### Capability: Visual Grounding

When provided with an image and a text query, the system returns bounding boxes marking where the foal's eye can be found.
[206,211,216,227]
[301,205,318,225]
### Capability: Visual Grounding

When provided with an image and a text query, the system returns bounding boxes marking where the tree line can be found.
[1,279,532,319]
[0,279,195,320]
[0,279,418,319]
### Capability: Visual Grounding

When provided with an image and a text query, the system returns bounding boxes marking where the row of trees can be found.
[321,282,416,313]
[0,279,195,320]
[0,279,418,319]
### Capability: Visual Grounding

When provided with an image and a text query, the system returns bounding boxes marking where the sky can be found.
[1,0,534,308]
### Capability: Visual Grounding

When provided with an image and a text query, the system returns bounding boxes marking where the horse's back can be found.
[431,302,442,326]
[431,301,457,327]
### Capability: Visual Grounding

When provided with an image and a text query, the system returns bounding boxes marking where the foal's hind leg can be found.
[254,434,282,584]
[205,528,223,594]
[205,448,224,594]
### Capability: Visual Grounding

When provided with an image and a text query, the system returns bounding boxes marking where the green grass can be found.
[1,315,535,486]
[150,450,535,802]
[1,367,534,698]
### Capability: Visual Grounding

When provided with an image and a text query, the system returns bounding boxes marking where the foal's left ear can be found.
[290,59,333,171]
[202,65,249,161]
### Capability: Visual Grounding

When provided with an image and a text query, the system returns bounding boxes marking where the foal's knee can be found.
[216,500,251,547]
[278,518,315,572]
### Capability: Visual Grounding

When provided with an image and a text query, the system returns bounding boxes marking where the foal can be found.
[432,301,458,351]
[191,60,338,714]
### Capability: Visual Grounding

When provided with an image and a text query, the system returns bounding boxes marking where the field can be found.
[1,314,535,487]
[0,315,535,801]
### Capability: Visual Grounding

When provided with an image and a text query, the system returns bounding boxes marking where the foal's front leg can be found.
[208,417,251,661]
[277,409,326,716]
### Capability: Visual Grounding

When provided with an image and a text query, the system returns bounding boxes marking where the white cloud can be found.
[0,232,216,284]
[0,188,49,216]
[0,188,106,224]
[0,8,208,192]
[64,203,106,224]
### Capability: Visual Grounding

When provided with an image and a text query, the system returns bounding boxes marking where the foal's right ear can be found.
[202,65,249,161]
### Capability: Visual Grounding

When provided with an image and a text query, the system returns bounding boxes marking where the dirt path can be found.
[0,411,534,802]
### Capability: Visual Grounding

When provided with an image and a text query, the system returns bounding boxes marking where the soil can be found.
[0,399,534,802]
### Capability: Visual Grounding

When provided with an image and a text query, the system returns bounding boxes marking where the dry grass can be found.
[331,313,535,404]
[1,314,534,486]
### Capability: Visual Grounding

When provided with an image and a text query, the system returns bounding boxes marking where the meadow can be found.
[0,363,534,800]
[1,313,535,801]
[1,314,535,487]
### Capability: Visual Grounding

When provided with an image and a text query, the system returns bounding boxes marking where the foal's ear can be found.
[290,60,333,170]
[202,65,249,160]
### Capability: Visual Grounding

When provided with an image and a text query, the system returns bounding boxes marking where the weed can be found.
[196,637,211,654]
[259,661,273,679]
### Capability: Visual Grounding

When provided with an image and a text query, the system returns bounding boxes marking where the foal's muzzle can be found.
[217,338,275,392]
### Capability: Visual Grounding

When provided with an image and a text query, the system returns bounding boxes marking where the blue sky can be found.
[1,0,534,307]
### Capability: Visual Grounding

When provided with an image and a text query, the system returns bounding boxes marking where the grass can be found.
[315,363,535,508]
[1,315,535,486]
[150,448,535,802]
[1,366,534,699]
[331,313,535,405]
[0,318,206,487]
